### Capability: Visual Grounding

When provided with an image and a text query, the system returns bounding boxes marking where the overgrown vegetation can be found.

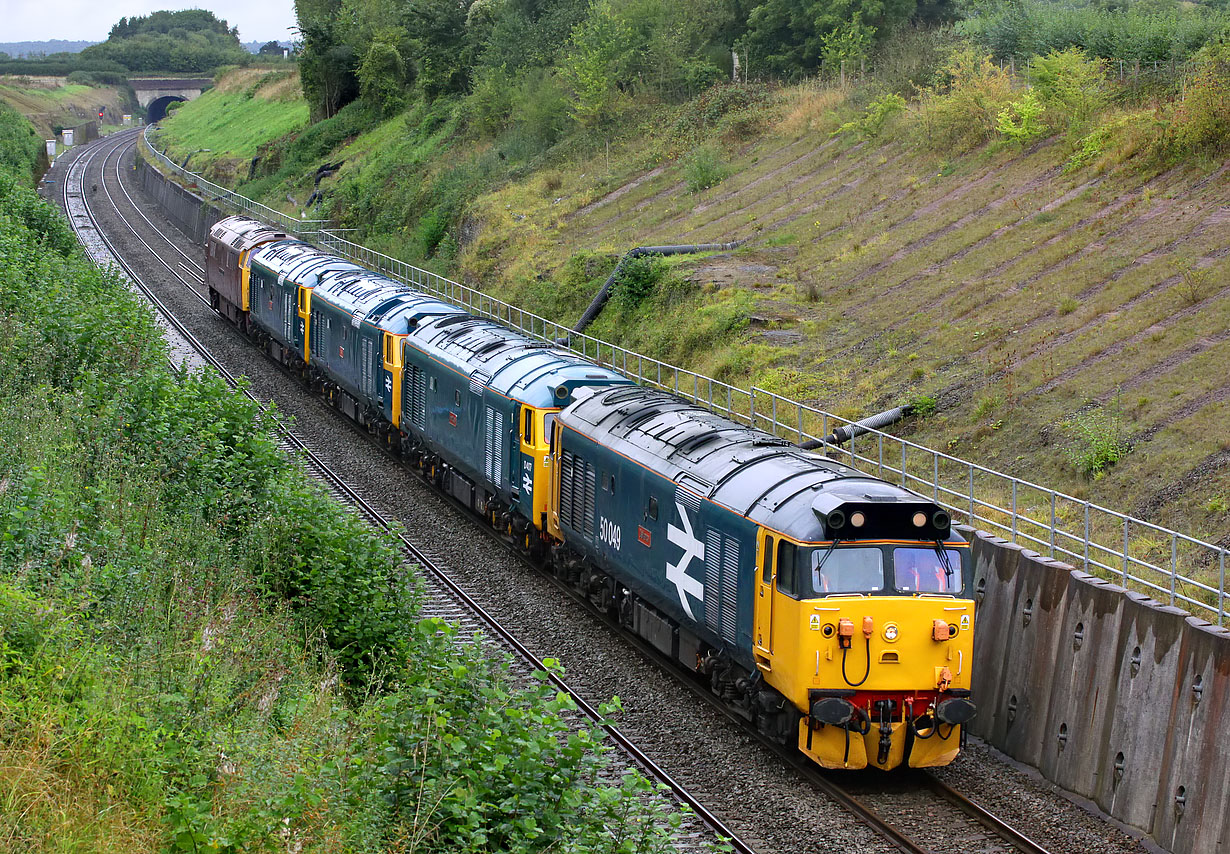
[1064,406,1133,478]
[0,104,707,853]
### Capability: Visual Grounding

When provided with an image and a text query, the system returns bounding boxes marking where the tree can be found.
[740,0,916,78]
[560,0,639,125]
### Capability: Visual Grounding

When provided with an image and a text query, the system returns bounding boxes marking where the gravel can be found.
[53,132,1156,854]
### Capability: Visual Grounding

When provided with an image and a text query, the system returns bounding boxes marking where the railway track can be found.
[51,130,1111,854]
[57,131,744,854]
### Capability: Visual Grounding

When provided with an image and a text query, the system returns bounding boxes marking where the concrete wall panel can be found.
[1153,617,1230,854]
[1039,571,1127,800]
[1098,592,1186,832]
[966,528,1229,854]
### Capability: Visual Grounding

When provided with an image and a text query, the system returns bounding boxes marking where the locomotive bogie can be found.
[203,215,980,773]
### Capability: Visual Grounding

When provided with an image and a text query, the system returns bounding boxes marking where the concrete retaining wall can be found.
[134,154,223,245]
[967,528,1229,854]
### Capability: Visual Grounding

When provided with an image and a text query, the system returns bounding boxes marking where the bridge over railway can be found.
[129,77,212,122]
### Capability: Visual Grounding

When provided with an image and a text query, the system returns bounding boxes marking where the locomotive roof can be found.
[408,313,633,407]
[561,386,960,544]
[247,242,463,335]
[209,215,289,251]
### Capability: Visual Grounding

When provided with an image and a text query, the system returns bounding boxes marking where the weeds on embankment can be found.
[0,103,707,854]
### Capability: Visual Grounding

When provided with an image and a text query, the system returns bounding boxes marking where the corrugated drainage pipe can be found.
[799,405,913,449]
[559,241,743,343]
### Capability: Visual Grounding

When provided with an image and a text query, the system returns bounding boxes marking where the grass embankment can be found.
[153,68,309,185]
[157,47,1230,599]
[0,102,702,853]
[0,77,130,139]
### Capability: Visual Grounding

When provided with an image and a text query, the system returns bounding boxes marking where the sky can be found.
[5,1,298,44]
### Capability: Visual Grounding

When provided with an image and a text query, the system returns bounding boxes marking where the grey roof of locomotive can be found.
[562,385,959,544]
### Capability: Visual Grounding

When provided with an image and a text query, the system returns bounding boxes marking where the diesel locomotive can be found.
[206,215,977,770]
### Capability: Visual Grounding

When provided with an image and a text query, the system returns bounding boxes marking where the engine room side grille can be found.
[361,337,375,398]
[484,406,504,486]
[560,449,596,541]
[704,529,740,645]
[405,365,427,430]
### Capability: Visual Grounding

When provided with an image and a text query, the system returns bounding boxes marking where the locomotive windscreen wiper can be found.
[933,541,954,586]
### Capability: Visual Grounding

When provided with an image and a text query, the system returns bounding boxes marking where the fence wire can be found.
[141,125,1228,627]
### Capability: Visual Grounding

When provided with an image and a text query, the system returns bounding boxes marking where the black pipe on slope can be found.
[799,405,913,449]
[561,241,743,343]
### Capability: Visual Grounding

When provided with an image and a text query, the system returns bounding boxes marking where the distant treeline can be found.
[0,40,97,58]
[294,0,1230,124]
[0,10,253,77]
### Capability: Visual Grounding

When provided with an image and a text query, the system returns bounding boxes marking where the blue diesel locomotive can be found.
[207,215,977,770]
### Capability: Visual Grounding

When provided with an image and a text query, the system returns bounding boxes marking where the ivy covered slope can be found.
[0,102,704,854]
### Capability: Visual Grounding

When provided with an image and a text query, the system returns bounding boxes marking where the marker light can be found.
[912,511,927,527]
[850,511,866,528]
[883,623,899,642]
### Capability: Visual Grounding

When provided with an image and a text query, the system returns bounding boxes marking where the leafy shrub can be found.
[917,48,1016,152]
[909,395,939,417]
[819,13,877,76]
[671,83,774,148]
[996,91,1047,143]
[1160,40,1230,157]
[838,92,907,139]
[683,144,730,192]
[249,478,413,688]
[612,254,668,311]
[1029,48,1108,134]
[1064,407,1132,478]
[1065,114,1131,171]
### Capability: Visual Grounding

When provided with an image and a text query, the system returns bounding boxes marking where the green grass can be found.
[3,104,710,852]
[148,59,1230,594]
[156,72,308,164]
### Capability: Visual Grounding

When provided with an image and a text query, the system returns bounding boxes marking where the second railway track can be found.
[50,131,1152,854]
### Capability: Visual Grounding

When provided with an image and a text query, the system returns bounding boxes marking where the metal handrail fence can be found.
[141,126,1228,627]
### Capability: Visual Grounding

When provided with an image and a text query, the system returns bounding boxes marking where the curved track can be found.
[58,130,749,854]
[51,130,1147,854]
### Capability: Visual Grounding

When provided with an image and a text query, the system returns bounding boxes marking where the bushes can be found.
[1161,40,1230,157]
[683,144,731,192]
[960,0,1230,63]
[1,109,708,853]
[1063,407,1132,478]
[917,47,1015,152]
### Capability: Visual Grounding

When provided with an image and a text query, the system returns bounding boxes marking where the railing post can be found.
[1050,493,1056,557]
[1122,519,1130,584]
[1011,481,1018,540]
[1170,536,1177,606]
[968,464,974,524]
[1219,550,1225,628]
[1084,504,1090,570]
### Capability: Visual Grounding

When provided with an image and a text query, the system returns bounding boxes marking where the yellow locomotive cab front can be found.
[755,531,976,770]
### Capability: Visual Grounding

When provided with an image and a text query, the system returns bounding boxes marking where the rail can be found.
[140,125,1229,626]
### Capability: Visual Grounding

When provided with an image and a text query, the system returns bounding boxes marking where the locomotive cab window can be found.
[646,496,658,521]
[762,536,775,583]
[892,547,963,594]
[812,547,884,595]
[776,541,798,596]
[601,472,610,491]
[523,409,534,445]
[454,389,461,406]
